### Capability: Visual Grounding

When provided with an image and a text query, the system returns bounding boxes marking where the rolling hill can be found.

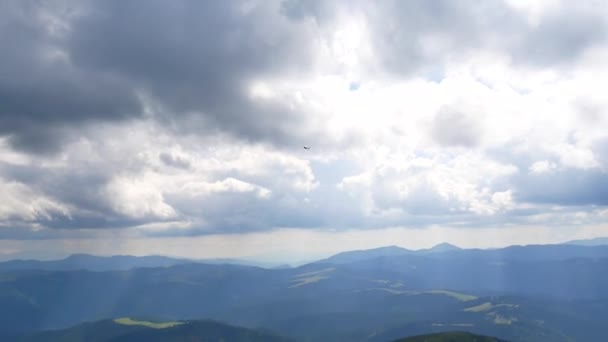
[394,331,508,342]
[1,244,607,341]
[19,318,291,342]
[564,237,608,246]
[0,254,283,272]
[0,254,195,272]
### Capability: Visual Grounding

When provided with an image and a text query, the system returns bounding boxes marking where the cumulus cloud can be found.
[529,160,557,173]
[1,121,320,234]
[0,178,70,221]
[0,0,607,252]
[339,152,518,226]
[104,176,176,220]
[0,0,329,153]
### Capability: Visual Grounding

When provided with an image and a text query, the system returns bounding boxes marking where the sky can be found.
[1,0,608,263]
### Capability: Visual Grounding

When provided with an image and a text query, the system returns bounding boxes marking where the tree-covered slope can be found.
[394,331,507,342]
[20,318,290,342]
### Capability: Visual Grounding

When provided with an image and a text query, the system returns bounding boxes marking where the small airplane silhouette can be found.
[303,146,311,150]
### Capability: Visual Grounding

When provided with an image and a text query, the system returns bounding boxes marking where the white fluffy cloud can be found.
[339,152,518,219]
[0,178,69,222]
[0,0,607,256]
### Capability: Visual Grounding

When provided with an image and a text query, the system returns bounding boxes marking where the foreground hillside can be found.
[19,318,290,342]
[395,331,507,342]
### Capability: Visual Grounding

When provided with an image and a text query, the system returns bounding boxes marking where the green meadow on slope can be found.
[113,317,183,329]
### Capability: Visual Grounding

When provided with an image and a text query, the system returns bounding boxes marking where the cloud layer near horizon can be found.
[1,0,607,257]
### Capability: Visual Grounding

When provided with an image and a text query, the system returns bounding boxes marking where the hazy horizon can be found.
[1,233,606,265]
[1,0,608,262]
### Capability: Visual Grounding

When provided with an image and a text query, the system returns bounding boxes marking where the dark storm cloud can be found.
[280,0,339,22]
[0,161,149,229]
[66,0,323,147]
[356,0,607,76]
[159,152,191,170]
[3,0,604,153]
[487,140,608,207]
[1,0,607,239]
[0,1,141,152]
[162,188,321,235]
[0,0,323,152]
[0,223,96,240]
[363,0,505,75]
[514,168,608,206]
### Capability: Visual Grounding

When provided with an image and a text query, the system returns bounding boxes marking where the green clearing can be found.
[289,267,335,288]
[289,275,329,288]
[113,317,183,329]
[424,290,477,302]
[464,302,518,312]
[294,267,335,278]
[368,288,477,301]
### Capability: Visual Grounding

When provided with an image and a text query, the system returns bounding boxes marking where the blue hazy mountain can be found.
[322,243,608,265]
[563,237,608,246]
[1,244,608,341]
[0,254,283,272]
[321,243,463,264]
[418,242,462,254]
[0,254,192,272]
[321,245,414,264]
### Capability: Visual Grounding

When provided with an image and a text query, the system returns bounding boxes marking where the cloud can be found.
[431,105,482,147]
[0,0,329,152]
[0,1,142,152]
[2,0,607,153]
[0,177,70,221]
[0,0,607,254]
[529,160,557,173]
[159,152,192,170]
[339,152,518,224]
[0,121,320,234]
[361,0,607,76]
[512,4,608,65]
[514,167,608,206]
[66,0,328,148]
[104,175,176,220]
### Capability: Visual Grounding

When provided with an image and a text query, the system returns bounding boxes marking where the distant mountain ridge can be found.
[1,244,608,340]
[4,241,608,273]
[321,242,608,265]
[0,254,192,272]
[321,245,413,264]
[563,237,608,246]
[422,243,462,253]
[3,242,608,274]
[321,243,462,264]
[0,254,287,272]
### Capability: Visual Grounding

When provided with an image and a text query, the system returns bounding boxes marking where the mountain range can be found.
[1,242,608,341]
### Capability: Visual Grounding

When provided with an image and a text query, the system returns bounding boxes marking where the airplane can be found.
[303,146,311,150]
